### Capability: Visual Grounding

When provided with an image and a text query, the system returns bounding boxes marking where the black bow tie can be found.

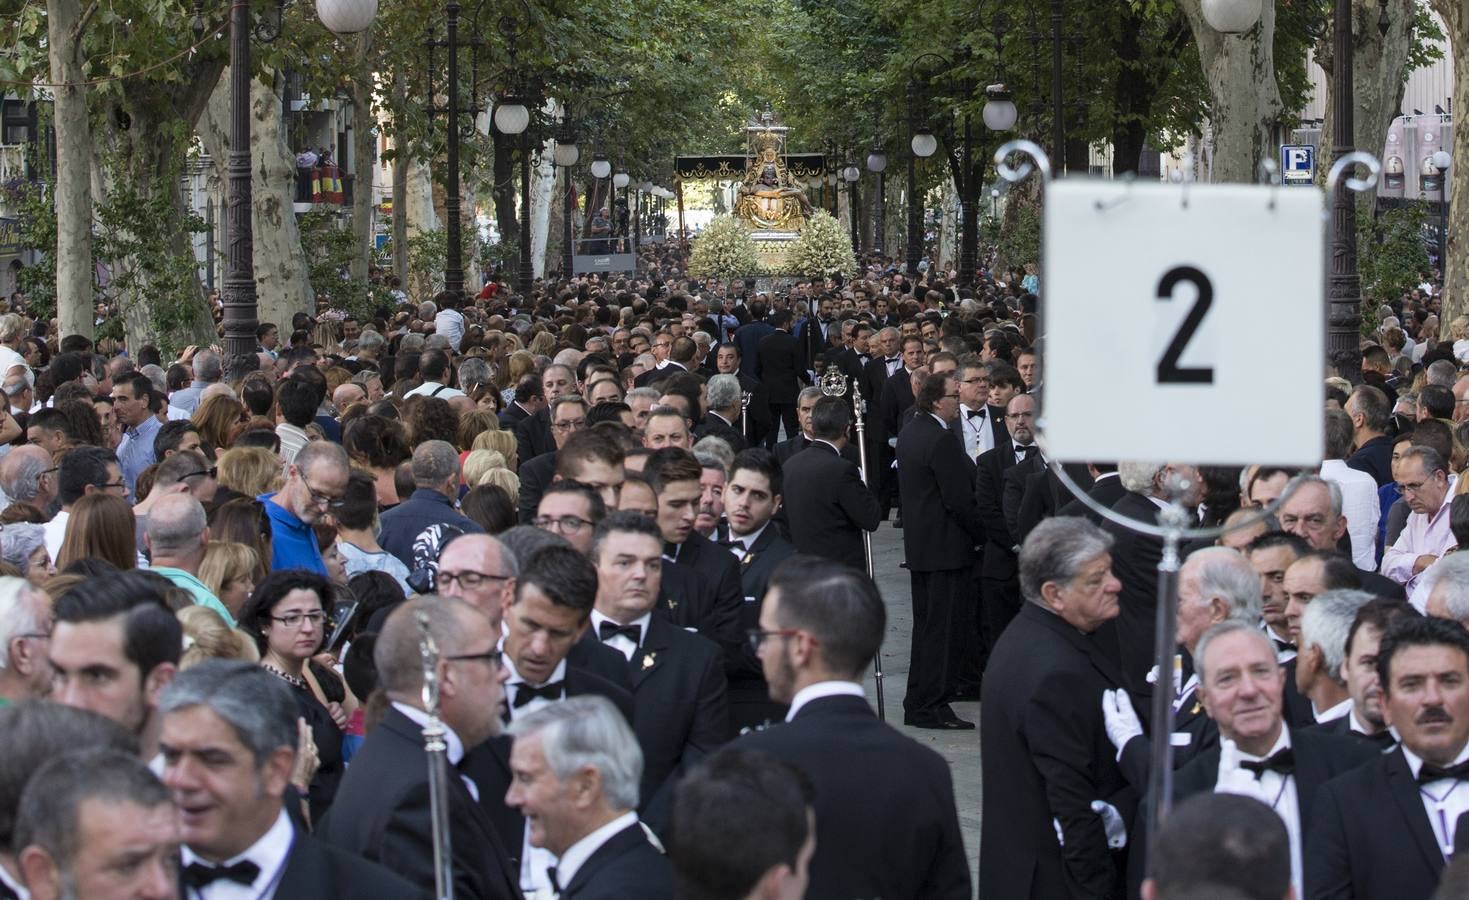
[1240,748,1295,778]
[512,681,564,708]
[599,620,642,644]
[1419,760,1469,783]
[966,408,986,419]
[182,860,261,890]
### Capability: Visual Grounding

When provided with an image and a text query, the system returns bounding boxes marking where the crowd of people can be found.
[0,254,1464,900]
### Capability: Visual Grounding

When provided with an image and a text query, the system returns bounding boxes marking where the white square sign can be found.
[1042,179,1324,466]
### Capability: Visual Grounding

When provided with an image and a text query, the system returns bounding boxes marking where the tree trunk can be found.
[198,69,314,334]
[46,0,93,341]
[1316,0,1415,206]
[349,30,376,284]
[1177,0,1285,182]
[1432,0,1467,333]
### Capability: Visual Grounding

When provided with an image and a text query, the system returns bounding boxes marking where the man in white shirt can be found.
[505,697,671,898]
[1294,589,1375,723]
[159,661,418,899]
[1320,409,1380,570]
[1381,446,1458,591]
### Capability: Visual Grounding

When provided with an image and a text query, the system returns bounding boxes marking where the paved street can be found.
[866,520,984,878]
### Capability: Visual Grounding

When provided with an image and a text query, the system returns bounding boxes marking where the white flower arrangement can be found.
[784,210,856,278]
[688,215,765,278]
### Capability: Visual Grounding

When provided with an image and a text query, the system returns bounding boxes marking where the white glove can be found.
[1215,739,1266,801]
[1090,800,1129,849]
[1101,689,1144,759]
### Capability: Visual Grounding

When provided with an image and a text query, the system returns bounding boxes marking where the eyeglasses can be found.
[552,418,586,433]
[534,515,593,533]
[436,570,513,590]
[270,611,328,628]
[444,648,503,668]
[304,483,346,509]
[747,628,802,651]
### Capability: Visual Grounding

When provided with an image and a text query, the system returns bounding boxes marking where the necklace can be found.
[262,661,307,690]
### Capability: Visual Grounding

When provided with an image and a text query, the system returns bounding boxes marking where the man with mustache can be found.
[1308,615,1469,897]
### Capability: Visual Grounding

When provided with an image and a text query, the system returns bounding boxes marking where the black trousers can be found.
[904,567,974,717]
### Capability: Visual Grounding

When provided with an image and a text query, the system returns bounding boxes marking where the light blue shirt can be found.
[117,415,162,501]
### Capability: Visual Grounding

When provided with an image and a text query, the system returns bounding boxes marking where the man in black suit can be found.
[693,373,749,451]
[517,364,578,464]
[643,449,743,667]
[1308,615,1469,898]
[588,511,730,833]
[1314,596,1414,747]
[781,396,881,573]
[897,370,984,729]
[1150,621,1377,898]
[505,697,672,900]
[711,342,771,447]
[974,393,1041,673]
[668,748,816,900]
[461,545,635,895]
[723,449,799,730]
[755,311,803,446]
[981,517,1135,900]
[734,556,972,900]
[319,596,521,900]
[1105,462,1206,701]
[158,661,426,900]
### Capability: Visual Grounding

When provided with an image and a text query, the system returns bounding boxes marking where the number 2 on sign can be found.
[1156,266,1215,384]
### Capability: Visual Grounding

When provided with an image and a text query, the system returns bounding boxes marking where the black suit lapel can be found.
[1385,748,1448,871]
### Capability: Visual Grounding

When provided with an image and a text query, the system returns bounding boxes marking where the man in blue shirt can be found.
[261,441,351,576]
[112,373,162,502]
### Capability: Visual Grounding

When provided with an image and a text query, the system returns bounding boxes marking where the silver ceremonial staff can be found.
[416,609,455,900]
[820,368,887,719]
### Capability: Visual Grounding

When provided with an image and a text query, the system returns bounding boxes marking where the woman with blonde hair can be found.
[57,493,137,571]
[192,394,246,460]
[216,446,284,499]
[177,605,259,668]
[472,429,518,471]
[198,541,259,620]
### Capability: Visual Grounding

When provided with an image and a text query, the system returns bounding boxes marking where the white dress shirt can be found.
[1219,728,1301,897]
[551,812,640,894]
[1320,459,1382,571]
[590,609,652,661]
[1401,740,1469,859]
[1382,475,1459,592]
[785,680,866,721]
[181,810,293,900]
[958,404,994,459]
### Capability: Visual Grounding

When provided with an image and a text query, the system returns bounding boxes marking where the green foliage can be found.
[784,210,857,277]
[92,176,206,357]
[688,216,763,278]
[1358,201,1432,316]
[7,178,62,323]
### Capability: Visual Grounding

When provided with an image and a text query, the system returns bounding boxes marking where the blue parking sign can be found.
[1280,145,1315,185]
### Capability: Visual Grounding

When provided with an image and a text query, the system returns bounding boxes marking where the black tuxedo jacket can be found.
[1057,473,1128,523]
[1307,744,1446,899]
[514,407,555,465]
[317,708,522,900]
[597,617,730,833]
[560,822,673,899]
[460,668,636,866]
[974,445,1025,581]
[515,450,558,523]
[780,441,881,572]
[896,413,983,572]
[274,828,430,899]
[755,331,803,403]
[734,695,971,900]
[693,412,749,451]
[1102,491,1168,698]
[980,602,1136,900]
